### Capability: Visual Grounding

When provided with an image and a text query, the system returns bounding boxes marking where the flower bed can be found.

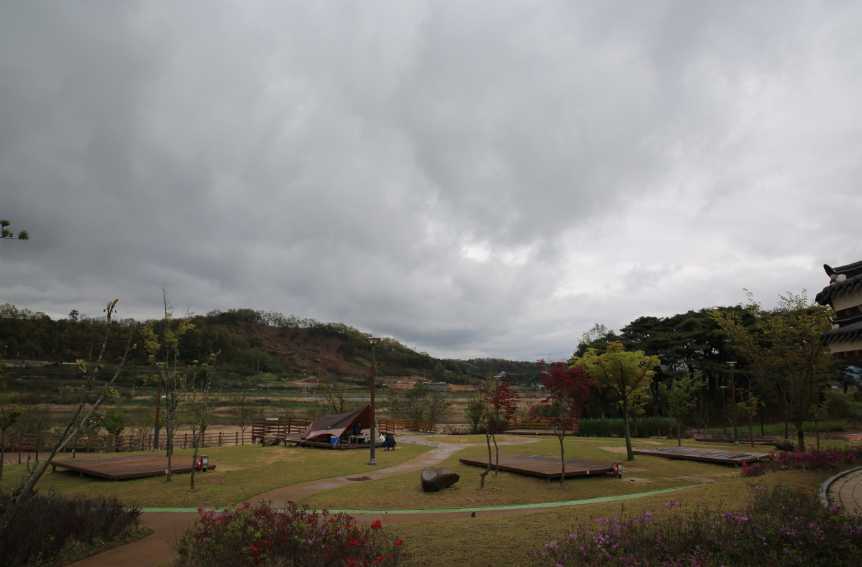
[770,447,862,470]
[741,447,862,477]
[176,502,403,567]
[539,486,862,566]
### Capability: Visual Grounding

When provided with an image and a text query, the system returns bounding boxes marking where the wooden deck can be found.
[459,455,620,479]
[633,446,770,466]
[52,455,216,480]
[505,429,570,436]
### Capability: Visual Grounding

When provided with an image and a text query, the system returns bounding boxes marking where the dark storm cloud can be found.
[2,1,861,360]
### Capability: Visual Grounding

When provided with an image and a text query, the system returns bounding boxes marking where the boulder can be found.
[421,467,460,492]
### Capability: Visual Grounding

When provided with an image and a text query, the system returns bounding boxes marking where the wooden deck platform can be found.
[52,455,216,480]
[693,435,777,445]
[633,446,769,466]
[505,429,568,436]
[459,455,620,479]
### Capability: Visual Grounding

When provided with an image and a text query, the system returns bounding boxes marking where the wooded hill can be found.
[0,305,540,385]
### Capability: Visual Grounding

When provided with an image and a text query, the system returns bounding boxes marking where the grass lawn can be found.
[305,436,780,510]
[0,443,431,508]
[389,469,830,567]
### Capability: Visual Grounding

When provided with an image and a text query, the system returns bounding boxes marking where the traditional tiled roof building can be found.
[815,260,862,361]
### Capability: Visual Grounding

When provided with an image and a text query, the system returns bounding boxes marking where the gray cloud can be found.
[2,1,861,360]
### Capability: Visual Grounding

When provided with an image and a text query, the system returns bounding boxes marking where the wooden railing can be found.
[0,416,412,460]
[509,416,555,430]
[251,418,312,444]
[1,429,257,459]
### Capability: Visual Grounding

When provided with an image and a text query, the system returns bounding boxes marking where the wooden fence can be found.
[1,429,257,459]
[1,416,413,461]
[251,418,311,444]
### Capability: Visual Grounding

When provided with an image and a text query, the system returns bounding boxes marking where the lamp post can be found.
[368,336,380,466]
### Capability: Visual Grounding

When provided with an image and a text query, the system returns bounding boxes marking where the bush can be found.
[769,447,862,471]
[576,417,676,438]
[539,485,862,566]
[740,461,766,477]
[0,492,141,567]
[176,502,403,567]
[824,390,854,419]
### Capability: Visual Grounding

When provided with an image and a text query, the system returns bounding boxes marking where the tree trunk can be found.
[165,405,174,482]
[623,399,634,461]
[479,433,492,489]
[0,429,5,480]
[796,426,805,452]
[748,413,754,447]
[153,383,162,451]
[558,430,566,484]
[190,429,199,490]
[677,420,682,447]
[492,433,500,476]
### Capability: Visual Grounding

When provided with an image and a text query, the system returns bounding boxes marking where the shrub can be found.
[0,491,141,567]
[768,447,862,471]
[176,501,403,567]
[740,461,766,477]
[538,486,862,566]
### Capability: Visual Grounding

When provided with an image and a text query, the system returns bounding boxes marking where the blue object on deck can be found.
[330,436,339,448]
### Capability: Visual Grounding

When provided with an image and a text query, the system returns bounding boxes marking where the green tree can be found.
[2,299,134,526]
[0,368,21,480]
[236,391,255,445]
[464,394,485,434]
[715,292,832,450]
[737,395,760,447]
[659,373,702,446]
[141,291,194,481]
[188,356,216,491]
[0,219,29,240]
[387,383,448,431]
[101,408,126,451]
[576,342,659,461]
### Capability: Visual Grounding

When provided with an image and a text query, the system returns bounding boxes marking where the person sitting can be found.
[383,433,396,451]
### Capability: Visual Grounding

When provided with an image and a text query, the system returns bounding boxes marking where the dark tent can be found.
[302,405,374,444]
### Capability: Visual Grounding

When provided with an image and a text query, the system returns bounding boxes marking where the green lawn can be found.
[0,443,431,508]
[305,436,777,510]
[390,469,830,567]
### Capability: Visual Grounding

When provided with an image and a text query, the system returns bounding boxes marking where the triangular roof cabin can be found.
[302,405,373,443]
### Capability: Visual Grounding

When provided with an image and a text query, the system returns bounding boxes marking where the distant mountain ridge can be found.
[0,304,540,384]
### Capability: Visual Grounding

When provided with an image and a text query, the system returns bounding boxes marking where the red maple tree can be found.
[479,377,519,488]
[535,361,592,482]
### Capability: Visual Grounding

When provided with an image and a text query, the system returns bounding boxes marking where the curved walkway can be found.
[826,466,862,516]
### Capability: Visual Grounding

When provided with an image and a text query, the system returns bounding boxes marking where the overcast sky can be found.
[1,1,860,360]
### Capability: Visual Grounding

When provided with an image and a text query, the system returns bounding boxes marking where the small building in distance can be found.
[815,260,862,362]
[426,381,449,393]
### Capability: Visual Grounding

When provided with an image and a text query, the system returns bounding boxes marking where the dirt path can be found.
[247,438,469,505]
[70,512,197,567]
